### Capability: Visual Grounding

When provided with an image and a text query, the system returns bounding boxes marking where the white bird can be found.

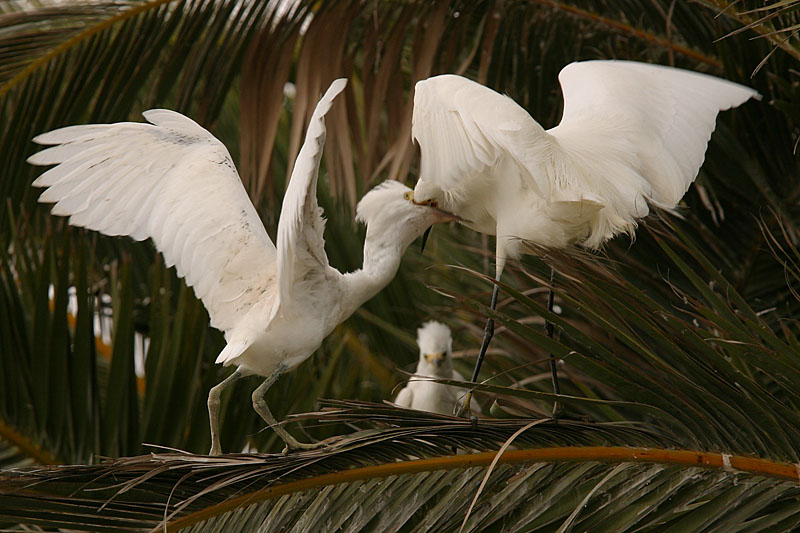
[28,79,456,455]
[408,60,759,412]
[395,321,481,415]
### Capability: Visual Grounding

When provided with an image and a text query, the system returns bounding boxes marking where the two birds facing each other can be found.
[27,60,759,455]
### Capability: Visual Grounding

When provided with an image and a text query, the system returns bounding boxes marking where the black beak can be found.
[420,226,432,253]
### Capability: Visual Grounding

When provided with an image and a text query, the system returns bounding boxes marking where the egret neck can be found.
[338,223,422,322]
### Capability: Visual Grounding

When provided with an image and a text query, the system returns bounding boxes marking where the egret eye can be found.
[403,191,414,201]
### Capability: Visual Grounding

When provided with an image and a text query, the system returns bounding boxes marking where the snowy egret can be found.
[28,79,457,454]
[394,321,481,415]
[408,60,759,413]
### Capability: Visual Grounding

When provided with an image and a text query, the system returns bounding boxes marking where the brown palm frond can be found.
[1,402,798,532]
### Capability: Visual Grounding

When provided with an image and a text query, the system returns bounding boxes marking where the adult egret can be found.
[28,79,456,454]
[408,60,759,413]
[395,321,481,415]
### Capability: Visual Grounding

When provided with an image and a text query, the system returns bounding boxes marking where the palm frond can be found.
[704,0,800,72]
[413,210,800,464]
[1,402,799,532]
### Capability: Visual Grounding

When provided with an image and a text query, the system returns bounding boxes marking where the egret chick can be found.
[409,60,759,412]
[28,79,456,454]
[395,321,480,415]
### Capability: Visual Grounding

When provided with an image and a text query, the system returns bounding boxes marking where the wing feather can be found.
[551,60,759,207]
[273,78,347,320]
[412,63,758,248]
[29,110,277,335]
[412,74,548,196]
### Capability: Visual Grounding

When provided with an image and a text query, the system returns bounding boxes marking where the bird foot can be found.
[551,401,564,420]
[455,392,479,421]
[281,439,325,456]
[209,443,222,455]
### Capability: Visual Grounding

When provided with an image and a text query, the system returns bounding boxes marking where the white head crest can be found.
[356,180,413,224]
[355,180,445,249]
[415,321,453,376]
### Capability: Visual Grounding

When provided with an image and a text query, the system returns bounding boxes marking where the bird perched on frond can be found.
[28,79,457,454]
[406,60,759,413]
[395,321,480,415]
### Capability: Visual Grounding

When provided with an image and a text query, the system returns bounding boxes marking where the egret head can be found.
[356,180,456,250]
[416,320,453,376]
[404,181,455,252]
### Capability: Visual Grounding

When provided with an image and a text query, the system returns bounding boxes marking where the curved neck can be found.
[338,230,407,322]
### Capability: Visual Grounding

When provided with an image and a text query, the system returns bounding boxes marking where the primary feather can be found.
[274,79,347,322]
[29,109,276,335]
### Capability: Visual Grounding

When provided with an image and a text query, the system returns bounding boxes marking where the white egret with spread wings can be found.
[408,60,759,413]
[29,79,455,454]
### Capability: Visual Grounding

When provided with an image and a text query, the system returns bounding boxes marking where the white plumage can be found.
[412,60,759,271]
[32,109,275,335]
[395,321,480,415]
[29,79,456,454]
[410,60,759,412]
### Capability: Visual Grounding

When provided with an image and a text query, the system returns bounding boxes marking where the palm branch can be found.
[1,402,799,532]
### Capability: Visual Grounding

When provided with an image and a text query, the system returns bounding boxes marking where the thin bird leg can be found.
[546,268,563,417]
[461,281,501,415]
[252,364,324,455]
[208,369,243,455]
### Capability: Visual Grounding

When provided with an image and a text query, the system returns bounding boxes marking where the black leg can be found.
[471,282,500,382]
[546,268,562,417]
[459,282,500,416]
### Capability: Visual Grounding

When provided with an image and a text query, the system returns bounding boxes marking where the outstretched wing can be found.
[412,74,549,198]
[29,110,276,335]
[550,60,759,207]
[412,64,757,247]
[273,78,347,320]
